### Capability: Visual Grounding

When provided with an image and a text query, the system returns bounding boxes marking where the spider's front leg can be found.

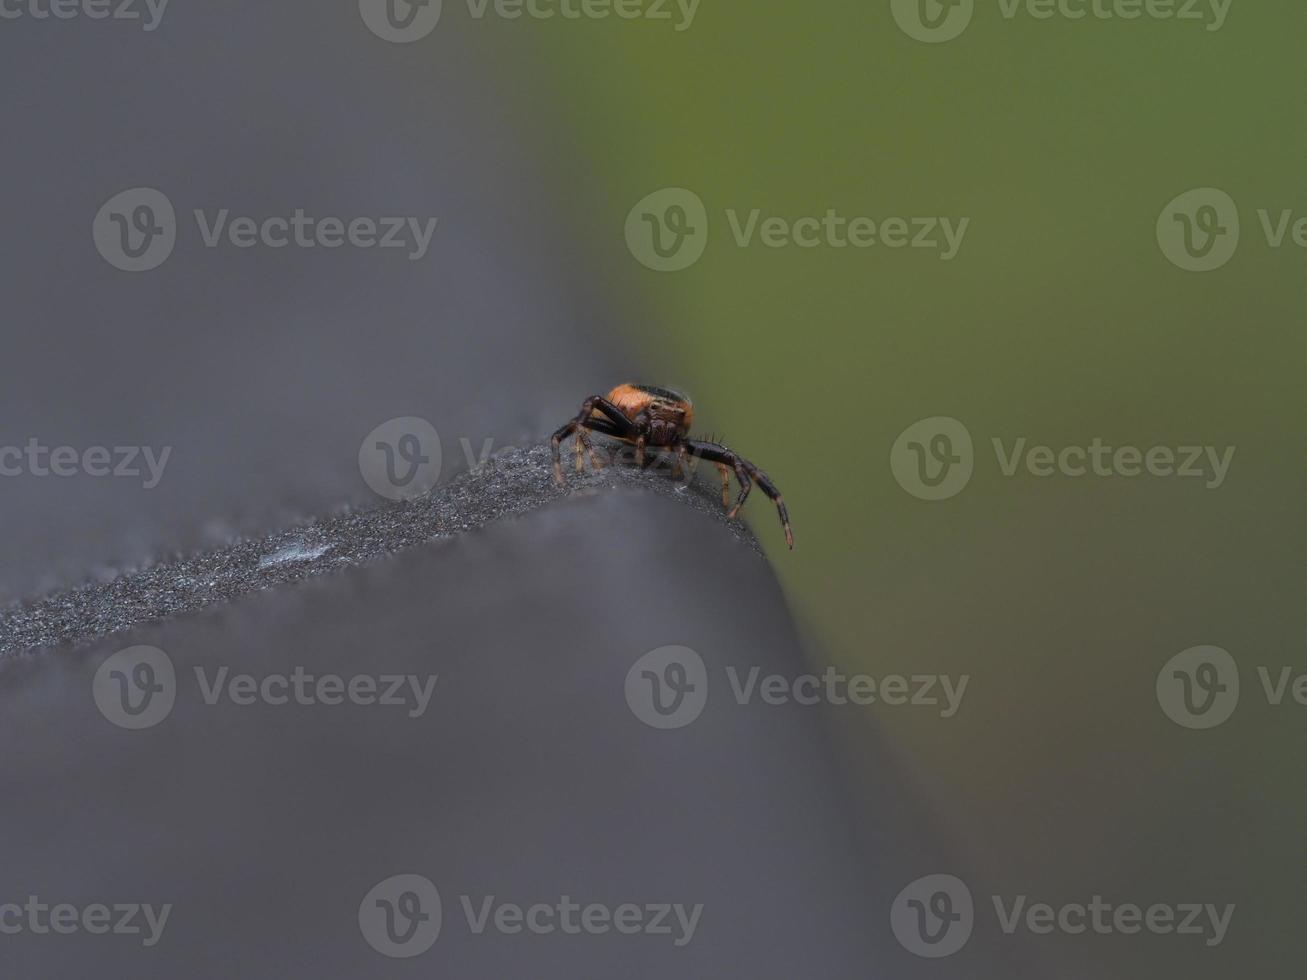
[685,439,794,549]
[550,396,638,486]
[714,462,731,507]
[672,444,689,481]
[574,426,598,474]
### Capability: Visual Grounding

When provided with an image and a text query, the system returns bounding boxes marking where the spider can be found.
[550,383,794,549]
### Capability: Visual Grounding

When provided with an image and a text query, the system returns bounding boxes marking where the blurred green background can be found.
[478,2,1303,973]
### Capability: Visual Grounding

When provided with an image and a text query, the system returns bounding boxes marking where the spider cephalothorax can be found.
[550,383,794,549]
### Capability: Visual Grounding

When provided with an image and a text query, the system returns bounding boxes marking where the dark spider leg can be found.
[601,432,686,479]
[550,396,638,485]
[582,417,624,438]
[581,417,676,475]
[684,440,750,514]
[576,417,628,472]
[684,439,794,549]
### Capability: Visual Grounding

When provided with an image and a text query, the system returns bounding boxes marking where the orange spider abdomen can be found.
[598,383,694,431]
[603,383,655,419]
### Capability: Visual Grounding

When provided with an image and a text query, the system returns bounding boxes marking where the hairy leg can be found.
[685,439,794,549]
[550,396,638,485]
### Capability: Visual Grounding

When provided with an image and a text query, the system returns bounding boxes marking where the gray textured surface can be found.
[0,445,761,657]
[0,1,624,603]
[0,4,1029,977]
[0,489,987,979]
